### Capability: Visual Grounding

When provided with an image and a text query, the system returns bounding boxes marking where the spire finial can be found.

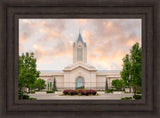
[79,28,81,33]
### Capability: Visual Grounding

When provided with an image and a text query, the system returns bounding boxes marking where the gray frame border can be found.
[0,0,159,118]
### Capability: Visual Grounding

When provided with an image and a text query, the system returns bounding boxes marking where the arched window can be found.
[77,46,82,61]
[76,77,84,89]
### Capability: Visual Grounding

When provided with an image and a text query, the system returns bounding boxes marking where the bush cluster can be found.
[19,94,36,100]
[63,89,97,96]
[136,91,141,94]
[133,95,142,99]
[46,91,54,93]
[121,97,132,100]
[29,91,35,94]
[105,89,118,93]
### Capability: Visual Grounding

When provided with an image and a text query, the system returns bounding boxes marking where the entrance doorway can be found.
[76,77,84,89]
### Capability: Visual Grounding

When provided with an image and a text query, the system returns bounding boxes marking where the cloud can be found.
[76,19,89,26]
[19,19,141,70]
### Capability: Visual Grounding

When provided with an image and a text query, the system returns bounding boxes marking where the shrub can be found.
[68,90,75,95]
[46,91,54,93]
[19,95,30,99]
[30,91,35,94]
[83,89,97,95]
[29,98,37,100]
[91,90,97,95]
[136,91,141,94]
[133,95,142,99]
[63,90,69,95]
[75,90,77,94]
[84,90,89,95]
[105,91,108,93]
[78,93,81,96]
[107,89,118,93]
[77,89,84,95]
[121,97,132,100]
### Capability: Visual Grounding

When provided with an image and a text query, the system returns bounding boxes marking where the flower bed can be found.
[62,89,97,96]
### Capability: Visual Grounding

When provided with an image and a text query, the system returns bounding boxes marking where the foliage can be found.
[19,94,30,99]
[52,77,57,91]
[46,91,54,93]
[105,79,108,91]
[133,95,142,100]
[78,93,82,96]
[19,52,40,99]
[77,89,84,95]
[33,79,46,91]
[112,79,125,91]
[68,90,75,95]
[63,90,69,95]
[121,54,131,91]
[136,90,141,94]
[130,43,142,95]
[106,89,118,93]
[121,97,132,100]
[62,89,97,96]
[120,42,142,96]
[29,91,35,94]
[29,98,37,100]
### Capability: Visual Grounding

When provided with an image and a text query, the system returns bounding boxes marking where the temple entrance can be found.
[76,77,84,89]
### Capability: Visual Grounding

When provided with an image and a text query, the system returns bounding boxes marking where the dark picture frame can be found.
[0,0,159,118]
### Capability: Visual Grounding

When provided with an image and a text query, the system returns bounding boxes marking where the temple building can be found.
[40,32,121,90]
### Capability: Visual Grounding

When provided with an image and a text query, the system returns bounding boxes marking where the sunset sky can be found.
[19,19,141,70]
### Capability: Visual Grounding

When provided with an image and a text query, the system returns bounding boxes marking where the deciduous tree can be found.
[19,52,40,99]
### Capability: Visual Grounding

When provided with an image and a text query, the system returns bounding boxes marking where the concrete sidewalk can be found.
[28,93,134,100]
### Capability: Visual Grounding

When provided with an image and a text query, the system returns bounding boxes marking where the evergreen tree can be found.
[105,79,108,91]
[52,77,57,91]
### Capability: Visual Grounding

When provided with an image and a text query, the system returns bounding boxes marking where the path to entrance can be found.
[28,93,133,100]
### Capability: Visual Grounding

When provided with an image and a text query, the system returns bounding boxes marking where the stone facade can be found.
[39,32,121,90]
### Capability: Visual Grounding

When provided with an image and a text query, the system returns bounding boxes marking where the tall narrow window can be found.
[77,46,82,61]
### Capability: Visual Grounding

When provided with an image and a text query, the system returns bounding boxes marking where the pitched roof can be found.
[77,33,86,47]
[77,33,83,43]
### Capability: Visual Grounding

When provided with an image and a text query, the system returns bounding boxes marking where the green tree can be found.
[120,54,132,92]
[130,43,142,96]
[120,42,142,96]
[105,79,108,91]
[34,79,46,91]
[19,52,40,99]
[52,77,57,91]
[112,79,124,91]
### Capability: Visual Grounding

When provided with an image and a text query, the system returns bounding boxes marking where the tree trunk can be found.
[133,86,137,97]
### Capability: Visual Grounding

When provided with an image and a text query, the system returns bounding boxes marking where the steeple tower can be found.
[73,31,87,64]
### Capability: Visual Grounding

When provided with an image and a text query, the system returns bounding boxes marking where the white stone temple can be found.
[40,32,121,90]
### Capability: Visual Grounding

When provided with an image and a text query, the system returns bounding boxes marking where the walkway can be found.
[28,93,134,100]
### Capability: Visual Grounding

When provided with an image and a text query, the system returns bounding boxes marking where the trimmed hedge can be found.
[63,89,97,96]
[29,98,37,100]
[19,94,30,99]
[46,91,54,93]
[30,91,35,94]
[19,94,36,100]
[107,89,118,93]
[133,95,142,99]
[121,97,132,100]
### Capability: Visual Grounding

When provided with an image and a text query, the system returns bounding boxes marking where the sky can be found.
[19,19,141,70]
